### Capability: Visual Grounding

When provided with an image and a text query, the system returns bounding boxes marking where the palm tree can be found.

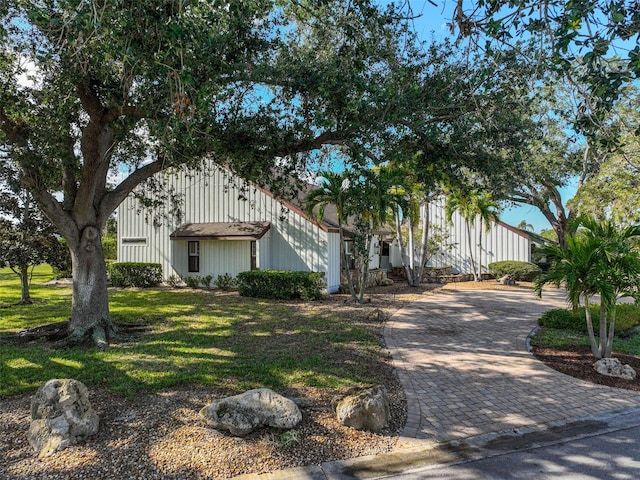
[445,189,500,281]
[304,171,356,299]
[536,218,640,359]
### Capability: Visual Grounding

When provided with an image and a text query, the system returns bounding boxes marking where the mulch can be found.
[532,345,640,391]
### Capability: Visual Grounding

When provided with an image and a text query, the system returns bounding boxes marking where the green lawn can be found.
[532,303,640,355]
[0,266,387,397]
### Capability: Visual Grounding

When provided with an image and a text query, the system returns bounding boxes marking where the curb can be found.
[236,406,640,480]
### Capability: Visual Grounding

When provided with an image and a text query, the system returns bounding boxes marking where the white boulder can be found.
[593,357,637,380]
[199,388,302,437]
[28,379,99,458]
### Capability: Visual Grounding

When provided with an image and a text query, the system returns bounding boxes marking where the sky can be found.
[395,1,577,233]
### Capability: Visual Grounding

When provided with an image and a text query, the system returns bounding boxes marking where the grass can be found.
[532,303,640,356]
[0,266,388,397]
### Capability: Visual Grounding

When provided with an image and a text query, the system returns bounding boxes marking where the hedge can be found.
[236,270,325,300]
[488,261,542,281]
[109,262,163,288]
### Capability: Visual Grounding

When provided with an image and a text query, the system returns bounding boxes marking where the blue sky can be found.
[399,1,576,233]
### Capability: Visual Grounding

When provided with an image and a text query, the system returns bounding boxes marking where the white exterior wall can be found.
[118,161,340,292]
[426,197,531,274]
[389,197,531,274]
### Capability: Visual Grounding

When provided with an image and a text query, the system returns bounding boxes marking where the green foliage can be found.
[536,218,640,358]
[183,275,202,289]
[0,266,384,396]
[102,236,117,261]
[539,305,640,334]
[237,270,325,301]
[279,430,301,450]
[216,273,237,290]
[488,261,542,281]
[109,262,163,288]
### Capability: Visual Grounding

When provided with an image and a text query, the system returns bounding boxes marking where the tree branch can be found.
[99,160,167,220]
[276,131,344,156]
[0,107,29,147]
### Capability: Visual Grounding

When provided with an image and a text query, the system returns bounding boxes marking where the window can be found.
[188,241,200,272]
[122,237,147,245]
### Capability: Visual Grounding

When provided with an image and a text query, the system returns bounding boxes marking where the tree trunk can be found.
[583,296,601,359]
[598,303,607,358]
[411,204,430,287]
[477,218,484,282]
[466,221,478,281]
[19,264,32,305]
[605,306,616,358]
[66,226,116,348]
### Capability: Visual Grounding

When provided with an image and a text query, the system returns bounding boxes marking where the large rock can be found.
[28,379,100,458]
[199,388,302,437]
[335,385,389,432]
[593,358,637,380]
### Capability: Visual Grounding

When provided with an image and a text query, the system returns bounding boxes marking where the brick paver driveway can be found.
[384,287,640,444]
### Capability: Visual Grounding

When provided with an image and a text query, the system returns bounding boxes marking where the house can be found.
[117,161,383,293]
[388,196,535,275]
[118,162,535,291]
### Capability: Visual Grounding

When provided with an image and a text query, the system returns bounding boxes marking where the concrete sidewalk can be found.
[242,287,640,479]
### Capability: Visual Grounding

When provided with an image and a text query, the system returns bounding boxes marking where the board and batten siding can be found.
[118,162,341,292]
[388,196,531,275]
[426,197,531,274]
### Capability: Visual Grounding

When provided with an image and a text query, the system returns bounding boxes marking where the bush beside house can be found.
[488,261,542,281]
[237,270,325,300]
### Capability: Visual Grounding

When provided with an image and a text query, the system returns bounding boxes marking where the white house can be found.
[388,197,534,275]
[118,161,382,293]
[118,162,534,291]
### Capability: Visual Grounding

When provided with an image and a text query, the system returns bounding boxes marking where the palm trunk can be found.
[338,220,357,300]
[466,221,478,281]
[605,305,616,358]
[413,205,429,287]
[356,225,373,303]
[395,208,413,285]
[584,296,601,359]
[477,218,483,281]
[598,303,607,358]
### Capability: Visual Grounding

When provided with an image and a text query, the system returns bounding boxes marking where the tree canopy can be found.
[0,0,430,345]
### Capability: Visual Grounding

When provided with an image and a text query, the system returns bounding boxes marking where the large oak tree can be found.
[0,0,423,347]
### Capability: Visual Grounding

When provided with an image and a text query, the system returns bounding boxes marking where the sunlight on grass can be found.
[1,266,389,397]
[5,358,43,369]
[50,358,84,369]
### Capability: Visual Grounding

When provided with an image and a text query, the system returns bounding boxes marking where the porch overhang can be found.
[170,222,271,241]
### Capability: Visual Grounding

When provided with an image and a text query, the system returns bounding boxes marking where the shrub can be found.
[236,270,325,300]
[538,308,585,332]
[201,274,214,288]
[109,262,163,288]
[539,304,640,334]
[102,236,117,260]
[183,275,202,288]
[488,261,542,281]
[166,274,183,288]
[216,273,237,290]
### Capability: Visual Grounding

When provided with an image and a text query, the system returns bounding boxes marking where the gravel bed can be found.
[0,381,406,479]
[1,282,432,479]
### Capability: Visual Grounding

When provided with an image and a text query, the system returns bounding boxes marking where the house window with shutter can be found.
[188,241,200,272]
